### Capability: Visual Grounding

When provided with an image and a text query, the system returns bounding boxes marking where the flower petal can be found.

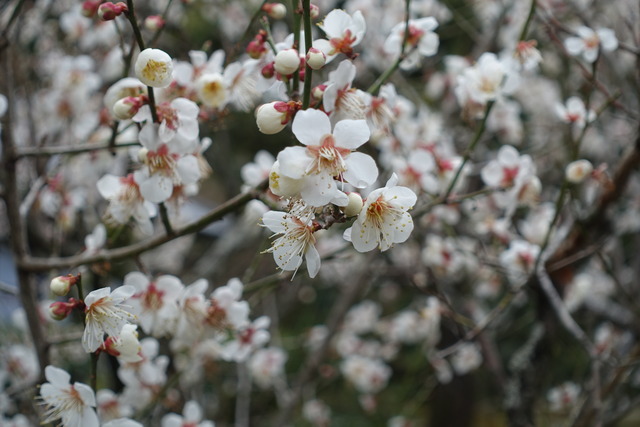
[343,152,378,188]
[333,119,370,150]
[292,109,331,146]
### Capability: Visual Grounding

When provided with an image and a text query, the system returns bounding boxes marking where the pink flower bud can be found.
[98,2,128,21]
[261,62,275,79]
[306,47,326,70]
[81,0,102,17]
[247,40,267,59]
[262,3,287,20]
[144,15,165,31]
[49,298,84,321]
[310,4,320,19]
[113,96,144,120]
[274,49,300,76]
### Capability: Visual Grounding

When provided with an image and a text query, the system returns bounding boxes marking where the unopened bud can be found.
[113,96,143,120]
[247,40,267,59]
[312,84,326,100]
[310,4,320,19]
[565,159,593,184]
[49,298,84,321]
[306,47,326,70]
[81,0,102,17]
[98,2,128,21]
[344,192,364,217]
[274,49,300,76]
[144,15,165,31]
[256,101,293,135]
[50,275,77,297]
[263,3,287,20]
[261,62,275,79]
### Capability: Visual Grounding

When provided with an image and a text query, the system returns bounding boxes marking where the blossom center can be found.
[404,25,425,47]
[141,59,169,83]
[157,103,179,130]
[330,29,357,56]
[147,144,178,175]
[142,282,165,311]
[501,166,519,186]
[307,134,350,176]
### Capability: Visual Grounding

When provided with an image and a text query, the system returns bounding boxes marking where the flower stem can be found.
[302,0,313,108]
[125,0,146,51]
[159,202,174,236]
[366,0,412,95]
[291,0,302,97]
[518,0,537,41]
[89,352,99,392]
[442,100,495,201]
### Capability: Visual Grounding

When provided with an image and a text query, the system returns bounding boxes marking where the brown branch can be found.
[17,179,268,272]
[1,47,50,375]
[15,140,140,158]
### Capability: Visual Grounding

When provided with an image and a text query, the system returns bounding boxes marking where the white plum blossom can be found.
[555,96,595,128]
[97,389,133,422]
[262,204,321,278]
[340,355,392,394]
[125,272,184,337]
[314,9,366,63]
[133,97,200,143]
[344,300,381,335]
[565,159,593,183]
[248,347,288,388]
[161,400,214,427]
[39,365,99,427]
[481,145,534,189]
[564,26,618,63]
[219,316,271,362]
[302,399,331,426]
[196,72,227,108]
[499,239,540,285]
[97,173,157,235]
[208,278,250,330]
[83,285,137,353]
[241,150,275,187]
[344,173,417,252]
[134,48,174,88]
[135,123,203,203]
[455,52,518,117]
[103,419,144,427]
[384,17,439,70]
[547,382,581,412]
[322,59,366,119]
[102,324,143,363]
[277,108,377,206]
[450,342,483,375]
[171,279,210,349]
